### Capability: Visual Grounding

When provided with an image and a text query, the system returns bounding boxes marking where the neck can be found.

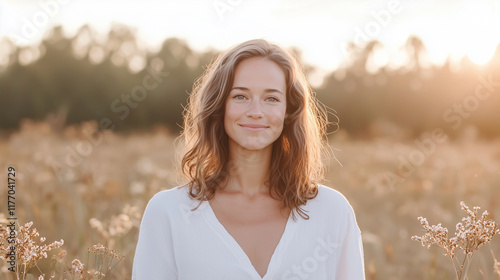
[222,144,273,198]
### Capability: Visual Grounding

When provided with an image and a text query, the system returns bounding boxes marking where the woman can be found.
[133,39,365,280]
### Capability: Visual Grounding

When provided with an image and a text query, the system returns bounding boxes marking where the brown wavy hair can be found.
[174,38,333,221]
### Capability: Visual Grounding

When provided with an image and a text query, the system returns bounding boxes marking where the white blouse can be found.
[132,184,365,280]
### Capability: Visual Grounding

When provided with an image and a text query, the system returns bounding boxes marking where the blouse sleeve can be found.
[335,204,365,279]
[132,192,178,280]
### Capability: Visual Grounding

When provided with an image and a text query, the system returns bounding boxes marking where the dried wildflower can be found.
[107,248,124,259]
[86,268,105,277]
[70,259,85,275]
[89,243,106,255]
[84,243,124,279]
[89,204,141,247]
[53,249,67,263]
[495,259,500,278]
[17,222,46,263]
[493,250,500,278]
[412,201,500,280]
[412,216,456,257]
[0,225,7,258]
[0,220,64,278]
[1,220,124,280]
[449,202,500,255]
[55,244,124,280]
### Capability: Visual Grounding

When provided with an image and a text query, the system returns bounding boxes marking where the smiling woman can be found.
[132,39,365,280]
[225,56,287,151]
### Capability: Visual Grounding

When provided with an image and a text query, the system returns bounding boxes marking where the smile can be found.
[239,124,269,131]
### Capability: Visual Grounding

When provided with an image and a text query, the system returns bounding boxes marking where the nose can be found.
[246,99,263,118]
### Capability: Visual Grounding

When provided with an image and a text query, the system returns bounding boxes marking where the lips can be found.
[239,124,269,132]
[239,124,270,128]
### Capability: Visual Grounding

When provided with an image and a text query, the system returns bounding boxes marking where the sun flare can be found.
[458,0,500,65]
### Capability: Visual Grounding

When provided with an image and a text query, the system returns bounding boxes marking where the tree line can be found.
[1,24,499,139]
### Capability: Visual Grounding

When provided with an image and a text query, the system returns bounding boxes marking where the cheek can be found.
[224,103,241,134]
[224,103,238,122]
[270,107,287,126]
[274,105,287,120]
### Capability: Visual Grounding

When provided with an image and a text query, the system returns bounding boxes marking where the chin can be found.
[235,140,273,151]
[238,143,266,151]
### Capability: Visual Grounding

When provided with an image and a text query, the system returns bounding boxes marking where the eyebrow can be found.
[231,86,284,95]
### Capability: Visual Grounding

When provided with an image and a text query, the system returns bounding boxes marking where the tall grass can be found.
[1,120,499,279]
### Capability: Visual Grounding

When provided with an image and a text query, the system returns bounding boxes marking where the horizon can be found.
[1,0,499,86]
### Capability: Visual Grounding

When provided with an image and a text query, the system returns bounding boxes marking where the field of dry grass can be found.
[1,120,499,279]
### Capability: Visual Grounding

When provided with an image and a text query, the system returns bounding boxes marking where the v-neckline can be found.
[202,199,296,279]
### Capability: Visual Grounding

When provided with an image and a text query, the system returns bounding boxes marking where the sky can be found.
[0,0,499,85]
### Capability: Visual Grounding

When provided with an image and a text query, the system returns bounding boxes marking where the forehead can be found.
[231,57,286,93]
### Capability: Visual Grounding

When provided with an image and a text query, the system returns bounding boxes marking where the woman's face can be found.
[224,56,287,152]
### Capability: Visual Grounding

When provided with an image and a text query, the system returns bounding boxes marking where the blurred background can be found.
[0,0,500,279]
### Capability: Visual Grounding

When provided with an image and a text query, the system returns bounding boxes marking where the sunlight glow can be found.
[0,0,499,71]
[458,0,499,65]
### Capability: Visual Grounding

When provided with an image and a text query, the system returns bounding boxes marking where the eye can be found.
[266,97,280,102]
[233,95,246,100]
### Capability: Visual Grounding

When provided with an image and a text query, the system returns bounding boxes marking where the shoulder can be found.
[307,184,359,224]
[314,185,362,234]
[315,184,354,211]
[143,185,191,214]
